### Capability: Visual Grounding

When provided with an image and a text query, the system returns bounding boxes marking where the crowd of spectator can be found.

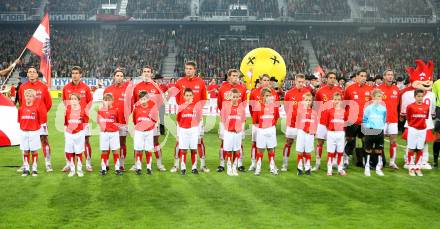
[287,0,351,20]
[200,0,279,18]
[127,0,191,19]
[175,28,308,79]
[0,0,40,13]
[311,30,440,79]
[46,0,100,13]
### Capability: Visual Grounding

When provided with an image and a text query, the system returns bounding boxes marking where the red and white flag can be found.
[0,94,20,146]
[25,12,51,87]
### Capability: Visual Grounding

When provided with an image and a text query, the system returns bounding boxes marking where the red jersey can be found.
[284,87,311,128]
[315,85,344,102]
[249,86,279,124]
[378,83,400,123]
[217,82,247,111]
[62,81,92,111]
[104,83,129,124]
[221,103,246,132]
[207,84,219,99]
[133,101,158,131]
[97,107,121,132]
[321,107,347,131]
[64,106,89,134]
[344,83,373,124]
[18,80,52,112]
[406,102,429,130]
[296,107,318,134]
[18,103,47,131]
[177,102,203,128]
[252,102,279,128]
[175,76,207,105]
[132,81,163,108]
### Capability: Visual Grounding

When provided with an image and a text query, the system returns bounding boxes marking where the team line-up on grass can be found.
[16,61,438,178]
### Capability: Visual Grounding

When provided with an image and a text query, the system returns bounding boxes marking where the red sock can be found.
[100,153,106,165]
[182,151,187,164]
[327,152,334,164]
[113,153,120,166]
[191,152,197,167]
[268,149,275,162]
[32,152,38,164]
[154,143,160,159]
[305,153,311,163]
[146,152,152,164]
[390,143,397,159]
[317,143,323,159]
[85,142,92,159]
[66,153,74,162]
[415,151,423,166]
[77,153,83,163]
[337,152,343,167]
[283,143,291,157]
[120,144,127,159]
[136,152,143,162]
[408,150,415,164]
[256,149,264,161]
[297,152,303,168]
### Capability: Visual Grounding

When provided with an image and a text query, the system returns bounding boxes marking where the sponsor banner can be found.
[0,13,26,21]
[389,16,427,24]
[52,78,113,87]
[50,14,86,21]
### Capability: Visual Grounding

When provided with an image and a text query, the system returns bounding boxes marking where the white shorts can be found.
[296,129,315,153]
[223,130,242,152]
[178,126,199,150]
[384,123,398,135]
[39,123,49,136]
[219,123,224,140]
[256,126,277,149]
[65,130,85,154]
[100,132,120,151]
[285,127,298,139]
[316,124,328,140]
[84,123,91,136]
[118,124,128,137]
[134,130,154,151]
[407,127,426,150]
[326,131,345,153]
[20,130,41,151]
[252,125,260,142]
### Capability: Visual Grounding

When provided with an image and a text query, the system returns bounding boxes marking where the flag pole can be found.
[1,48,26,88]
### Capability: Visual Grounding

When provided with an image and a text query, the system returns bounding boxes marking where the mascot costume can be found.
[400,60,435,170]
[240,48,286,90]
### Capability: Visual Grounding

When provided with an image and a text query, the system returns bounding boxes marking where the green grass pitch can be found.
[0,99,439,228]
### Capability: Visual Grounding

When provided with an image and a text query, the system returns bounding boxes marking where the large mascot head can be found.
[240,48,286,90]
[405,59,434,91]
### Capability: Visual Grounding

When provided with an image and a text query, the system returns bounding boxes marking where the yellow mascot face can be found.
[240,48,286,90]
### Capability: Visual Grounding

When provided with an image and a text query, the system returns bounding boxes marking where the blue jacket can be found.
[362,102,387,130]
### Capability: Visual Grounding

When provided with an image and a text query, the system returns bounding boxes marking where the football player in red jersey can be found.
[377,69,400,169]
[171,61,209,173]
[248,74,279,172]
[18,89,47,176]
[17,66,53,172]
[406,89,430,176]
[312,72,343,171]
[344,69,373,168]
[216,69,247,173]
[62,66,93,172]
[281,74,311,171]
[131,66,167,172]
[103,70,129,171]
[207,78,219,114]
[97,94,123,176]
